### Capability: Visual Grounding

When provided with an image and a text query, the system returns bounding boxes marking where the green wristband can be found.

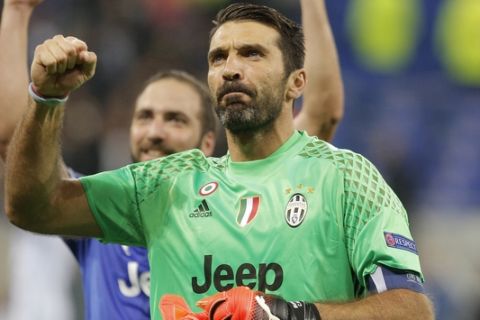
[28,82,69,106]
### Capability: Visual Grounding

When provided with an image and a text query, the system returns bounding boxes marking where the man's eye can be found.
[136,111,152,120]
[171,117,184,123]
[212,54,226,63]
[247,50,260,57]
[167,114,187,124]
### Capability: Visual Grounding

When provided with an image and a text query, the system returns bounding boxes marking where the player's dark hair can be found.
[141,70,217,137]
[210,3,305,76]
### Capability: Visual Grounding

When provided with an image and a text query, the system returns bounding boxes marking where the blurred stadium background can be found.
[0,0,479,319]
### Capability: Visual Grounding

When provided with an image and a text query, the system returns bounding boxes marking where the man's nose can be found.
[147,117,167,140]
[222,56,243,81]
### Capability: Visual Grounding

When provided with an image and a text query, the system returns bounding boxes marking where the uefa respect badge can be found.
[384,232,418,255]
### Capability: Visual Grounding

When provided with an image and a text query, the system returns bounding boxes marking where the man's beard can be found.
[214,80,285,134]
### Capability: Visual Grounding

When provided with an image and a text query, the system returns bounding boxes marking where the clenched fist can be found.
[31,35,96,98]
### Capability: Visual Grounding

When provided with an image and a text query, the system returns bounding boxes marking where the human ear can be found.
[285,69,306,100]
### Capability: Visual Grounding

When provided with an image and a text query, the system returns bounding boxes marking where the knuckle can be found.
[58,51,68,61]
[65,46,77,57]
[55,55,67,66]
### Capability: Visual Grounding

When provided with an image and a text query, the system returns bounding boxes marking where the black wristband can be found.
[264,296,321,320]
[286,301,321,320]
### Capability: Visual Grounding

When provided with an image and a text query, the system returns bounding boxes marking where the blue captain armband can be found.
[367,265,425,294]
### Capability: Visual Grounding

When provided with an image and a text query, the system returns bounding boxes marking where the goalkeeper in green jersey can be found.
[5,2,433,320]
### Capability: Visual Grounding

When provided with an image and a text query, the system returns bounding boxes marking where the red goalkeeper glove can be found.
[196,286,321,320]
[159,294,208,320]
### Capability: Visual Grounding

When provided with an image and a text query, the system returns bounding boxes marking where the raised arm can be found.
[4,35,101,237]
[0,0,43,160]
[294,0,344,141]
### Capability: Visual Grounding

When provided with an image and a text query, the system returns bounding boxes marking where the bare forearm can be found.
[297,0,344,141]
[316,289,434,320]
[0,3,34,158]
[5,98,66,232]
[5,34,100,236]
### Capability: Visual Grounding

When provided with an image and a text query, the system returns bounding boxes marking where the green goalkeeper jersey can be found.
[80,131,423,319]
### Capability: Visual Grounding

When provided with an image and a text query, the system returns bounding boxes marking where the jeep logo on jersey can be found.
[192,255,283,294]
[285,193,308,227]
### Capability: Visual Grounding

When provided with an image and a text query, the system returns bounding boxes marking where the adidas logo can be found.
[189,200,212,218]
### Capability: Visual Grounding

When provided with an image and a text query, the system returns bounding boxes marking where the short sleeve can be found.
[341,153,423,290]
[79,166,146,246]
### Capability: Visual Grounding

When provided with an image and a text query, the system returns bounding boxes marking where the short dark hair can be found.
[140,70,217,137]
[210,3,305,76]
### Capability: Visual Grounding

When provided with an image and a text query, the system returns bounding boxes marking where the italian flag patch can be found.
[237,196,260,227]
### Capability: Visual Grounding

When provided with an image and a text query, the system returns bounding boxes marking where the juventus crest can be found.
[284,193,308,228]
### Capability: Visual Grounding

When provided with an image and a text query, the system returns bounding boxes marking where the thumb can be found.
[196,292,226,311]
[78,50,97,81]
[159,294,192,320]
